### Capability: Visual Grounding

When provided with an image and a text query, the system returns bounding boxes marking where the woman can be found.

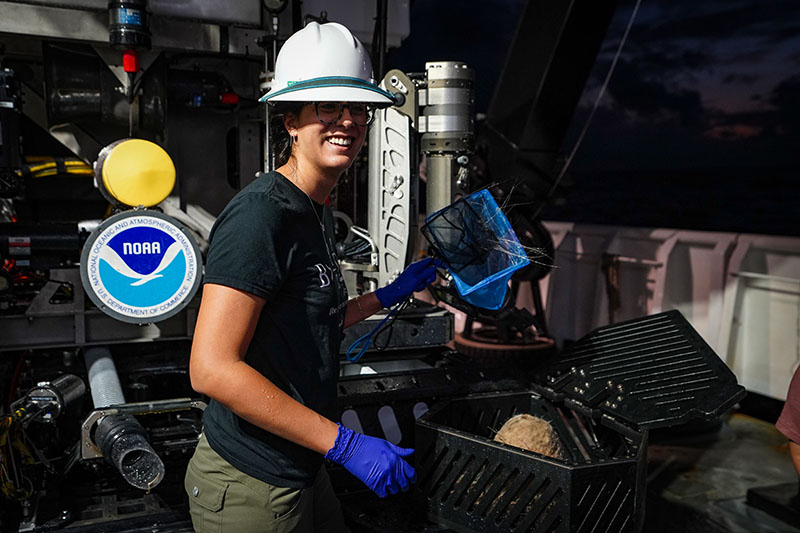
[184,22,437,532]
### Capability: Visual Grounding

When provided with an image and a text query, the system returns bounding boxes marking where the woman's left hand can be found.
[324,424,416,498]
[374,257,440,308]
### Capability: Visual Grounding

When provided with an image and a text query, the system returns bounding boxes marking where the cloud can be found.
[768,74,800,133]
[604,60,705,128]
[711,74,800,138]
[760,24,800,46]
[722,73,760,85]
[580,0,800,149]
[636,49,712,73]
[631,1,799,43]
[538,0,798,235]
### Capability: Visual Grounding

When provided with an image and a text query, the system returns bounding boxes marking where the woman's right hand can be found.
[324,424,416,497]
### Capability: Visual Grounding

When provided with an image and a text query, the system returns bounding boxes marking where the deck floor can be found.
[645,412,798,533]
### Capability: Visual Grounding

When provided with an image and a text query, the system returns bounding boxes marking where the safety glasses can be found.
[313,102,375,127]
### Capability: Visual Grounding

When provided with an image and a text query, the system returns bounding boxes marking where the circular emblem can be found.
[80,210,201,323]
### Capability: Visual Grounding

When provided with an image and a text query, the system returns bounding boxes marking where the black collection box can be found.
[415,311,745,533]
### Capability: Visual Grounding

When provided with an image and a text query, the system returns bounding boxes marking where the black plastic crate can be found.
[415,311,746,533]
[416,390,646,533]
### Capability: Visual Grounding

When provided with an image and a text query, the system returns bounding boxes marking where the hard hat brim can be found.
[259,76,395,107]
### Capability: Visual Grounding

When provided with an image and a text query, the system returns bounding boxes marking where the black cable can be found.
[344,241,371,257]
[531,0,643,220]
[373,298,411,351]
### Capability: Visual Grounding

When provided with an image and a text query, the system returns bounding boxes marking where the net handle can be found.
[345,301,404,362]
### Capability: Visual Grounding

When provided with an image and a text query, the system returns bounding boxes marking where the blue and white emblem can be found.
[80,210,201,323]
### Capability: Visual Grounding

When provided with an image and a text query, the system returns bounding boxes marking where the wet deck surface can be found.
[645,412,798,533]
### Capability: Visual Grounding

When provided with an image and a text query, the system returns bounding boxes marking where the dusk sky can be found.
[388,0,800,236]
[569,0,800,172]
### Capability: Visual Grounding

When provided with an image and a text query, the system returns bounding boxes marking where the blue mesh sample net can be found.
[421,189,529,310]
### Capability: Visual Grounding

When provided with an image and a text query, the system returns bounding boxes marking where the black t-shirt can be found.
[201,171,348,488]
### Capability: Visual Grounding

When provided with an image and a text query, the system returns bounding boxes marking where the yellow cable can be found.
[21,159,93,178]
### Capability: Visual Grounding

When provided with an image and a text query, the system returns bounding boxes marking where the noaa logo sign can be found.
[80,210,201,323]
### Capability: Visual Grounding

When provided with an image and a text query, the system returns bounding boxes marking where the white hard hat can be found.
[259,22,395,107]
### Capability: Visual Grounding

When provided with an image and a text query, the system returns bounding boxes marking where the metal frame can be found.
[80,398,206,459]
[21,81,104,164]
[0,2,265,56]
[1,268,199,352]
[366,71,418,288]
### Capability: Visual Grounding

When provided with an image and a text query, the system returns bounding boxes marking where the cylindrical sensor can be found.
[108,0,151,50]
[419,61,474,154]
[419,62,475,216]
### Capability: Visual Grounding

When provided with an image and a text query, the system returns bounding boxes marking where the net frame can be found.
[421,189,529,299]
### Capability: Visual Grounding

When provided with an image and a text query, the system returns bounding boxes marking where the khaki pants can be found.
[184,434,348,533]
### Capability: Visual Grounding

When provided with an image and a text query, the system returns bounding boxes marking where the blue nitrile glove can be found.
[374,257,440,308]
[324,424,416,498]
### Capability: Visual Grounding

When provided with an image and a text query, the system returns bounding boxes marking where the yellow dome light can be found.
[95,139,176,208]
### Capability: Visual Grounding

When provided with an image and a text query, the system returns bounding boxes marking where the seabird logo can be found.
[100,240,182,286]
[80,212,201,323]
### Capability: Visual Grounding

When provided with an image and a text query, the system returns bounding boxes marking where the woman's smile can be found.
[325,135,354,147]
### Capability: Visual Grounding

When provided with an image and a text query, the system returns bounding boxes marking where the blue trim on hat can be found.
[259,76,395,103]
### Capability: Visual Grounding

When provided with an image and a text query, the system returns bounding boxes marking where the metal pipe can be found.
[83,347,165,490]
[85,346,125,407]
[11,374,86,423]
[425,154,456,216]
[291,0,302,32]
[420,62,474,217]
[375,0,388,80]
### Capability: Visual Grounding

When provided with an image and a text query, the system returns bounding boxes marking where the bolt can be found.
[456,170,468,190]
[388,175,404,193]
